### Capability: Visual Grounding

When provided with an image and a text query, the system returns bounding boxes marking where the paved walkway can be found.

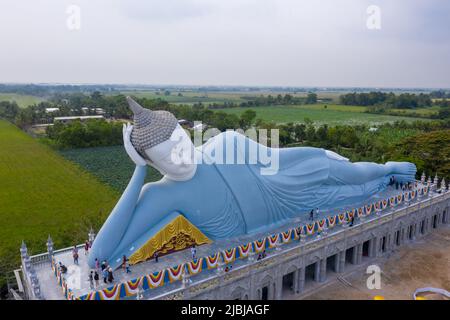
[35,183,428,300]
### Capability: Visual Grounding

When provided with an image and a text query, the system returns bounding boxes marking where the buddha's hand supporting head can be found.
[123,122,147,167]
[126,96,197,181]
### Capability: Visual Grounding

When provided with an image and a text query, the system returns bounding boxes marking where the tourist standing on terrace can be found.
[85,240,90,255]
[309,210,314,221]
[88,271,94,290]
[95,258,100,270]
[72,246,79,265]
[191,245,197,260]
[350,215,355,227]
[102,268,108,284]
[122,255,131,274]
[101,260,107,271]
[296,226,302,238]
[154,251,159,263]
[107,267,114,283]
[94,270,99,288]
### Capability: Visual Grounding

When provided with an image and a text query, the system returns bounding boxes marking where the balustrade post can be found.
[88,227,96,245]
[46,235,54,261]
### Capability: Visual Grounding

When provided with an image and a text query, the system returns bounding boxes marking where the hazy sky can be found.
[1,0,449,88]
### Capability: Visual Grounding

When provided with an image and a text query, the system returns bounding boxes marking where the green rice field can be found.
[0,120,118,283]
[0,93,44,108]
[216,104,431,125]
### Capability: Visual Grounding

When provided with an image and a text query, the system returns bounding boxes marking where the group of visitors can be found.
[97,259,114,284]
[224,265,233,272]
[309,208,320,221]
[71,239,92,265]
[82,258,114,289]
[390,176,414,191]
[88,269,100,290]
[257,250,267,261]
[88,255,132,290]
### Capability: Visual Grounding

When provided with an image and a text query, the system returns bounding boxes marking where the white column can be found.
[357,244,363,264]
[293,269,299,294]
[274,276,283,300]
[368,239,374,257]
[334,253,340,272]
[314,261,320,282]
[319,258,327,282]
[298,267,305,293]
[339,251,346,273]
[352,246,358,265]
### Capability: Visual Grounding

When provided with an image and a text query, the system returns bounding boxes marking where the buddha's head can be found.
[127,97,197,181]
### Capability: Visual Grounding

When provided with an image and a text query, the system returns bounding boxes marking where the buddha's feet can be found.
[386,161,417,183]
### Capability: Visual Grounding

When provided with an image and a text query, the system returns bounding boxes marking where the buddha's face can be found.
[144,124,197,181]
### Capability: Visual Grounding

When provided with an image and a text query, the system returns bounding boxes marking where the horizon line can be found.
[0,82,449,91]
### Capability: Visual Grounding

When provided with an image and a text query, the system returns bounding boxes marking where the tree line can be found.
[45,120,123,149]
[208,93,319,109]
[339,91,433,109]
[0,84,117,97]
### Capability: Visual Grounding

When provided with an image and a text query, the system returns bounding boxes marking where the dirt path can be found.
[303,226,450,300]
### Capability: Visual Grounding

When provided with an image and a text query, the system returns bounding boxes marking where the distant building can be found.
[369,127,378,132]
[94,108,105,115]
[81,107,105,115]
[31,123,53,128]
[53,115,104,124]
[45,108,60,113]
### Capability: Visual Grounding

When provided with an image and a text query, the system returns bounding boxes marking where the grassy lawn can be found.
[0,93,44,108]
[216,104,430,125]
[390,106,440,117]
[0,120,118,282]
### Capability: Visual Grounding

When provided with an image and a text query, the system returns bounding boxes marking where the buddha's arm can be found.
[88,165,147,266]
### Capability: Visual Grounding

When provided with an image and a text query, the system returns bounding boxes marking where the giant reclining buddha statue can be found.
[88,97,416,268]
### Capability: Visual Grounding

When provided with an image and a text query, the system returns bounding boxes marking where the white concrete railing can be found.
[30,244,84,265]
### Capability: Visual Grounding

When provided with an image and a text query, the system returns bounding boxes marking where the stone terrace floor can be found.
[34,183,431,300]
